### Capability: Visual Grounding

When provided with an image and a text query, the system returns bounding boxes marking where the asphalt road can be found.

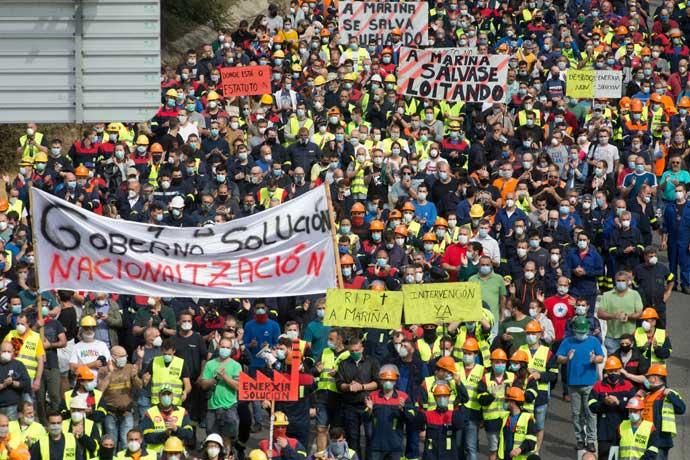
[539,289,689,460]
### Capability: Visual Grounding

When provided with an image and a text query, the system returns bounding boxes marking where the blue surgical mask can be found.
[478,228,488,238]
[616,281,628,291]
[559,206,570,215]
[493,363,506,374]
[342,267,352,278]
[479,265,492,275]
[376,258,388,267]
[160,395,173,406]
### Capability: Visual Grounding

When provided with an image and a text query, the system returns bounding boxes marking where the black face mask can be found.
[606,373,620,384]
[619,344,632,353]
[99,446,115,460]
[423,329,436,341]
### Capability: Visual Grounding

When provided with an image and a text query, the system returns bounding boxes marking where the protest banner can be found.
[397,47,509,102]
[338,1,428,47]
[324,288,403,329]
[30,186,336,298]
[566,69,623,99]
[220,65,271,97]
[239,341,300,401]
[403,282,483,324]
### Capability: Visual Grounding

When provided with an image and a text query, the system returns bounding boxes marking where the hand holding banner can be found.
[403,282,483,324]
[324,288,403,329]
[566,70,623,99]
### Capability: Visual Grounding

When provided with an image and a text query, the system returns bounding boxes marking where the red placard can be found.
[220,65,272,97]
[239,341,300,401]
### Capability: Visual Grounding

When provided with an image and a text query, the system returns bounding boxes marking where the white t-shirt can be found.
[69,339,111,382]
[588,143,619,174]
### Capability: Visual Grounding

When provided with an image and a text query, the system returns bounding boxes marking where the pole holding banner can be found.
[27,186,45,342]
[324,184,344,288]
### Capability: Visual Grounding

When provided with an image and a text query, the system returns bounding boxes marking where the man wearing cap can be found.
[556,317,604,453]
[62,395,100,459]
[140,385,193,454]
[61,365,107,424]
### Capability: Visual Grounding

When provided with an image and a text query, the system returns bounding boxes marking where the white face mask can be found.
[180,321,193,331]
[152,336,163,347]
[207,447,221,458]
[0,352,12,363]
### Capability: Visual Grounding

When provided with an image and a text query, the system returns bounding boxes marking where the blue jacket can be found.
[494,207,528,238]
[367,389,416,452]
[662,201,690,246]
[564,246,604,297]
[243,318,281,368]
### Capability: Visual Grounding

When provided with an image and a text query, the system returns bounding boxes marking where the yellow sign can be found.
[325,288,403,329]
[403,282,483,324]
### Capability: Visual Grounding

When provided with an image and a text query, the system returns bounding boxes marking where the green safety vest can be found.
[39,433,77,460]
[459,364,484,411]
[633,328,667,364]
[483,373,515,421]
[151,355,185,405]
[19,132,44,161]
[143,406,186,453]
[62,419,98,459]
[497,412,536,460]
[519,344,552,393]
[619,420,655,460]
[317,348,350,392]
[424,375,457,410]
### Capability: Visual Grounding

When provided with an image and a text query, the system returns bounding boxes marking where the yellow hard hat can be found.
[206,90,220,101]
[35,152,48,163]
[273,411,289,426]
[80,315,97,327]
[469,204,484,218]
[314,75,326,86]
[136,134,149,145]
[165,88,178,98]
[384,74,397,83]
[163,437,185,453]
[249,450,268,460]
[273,50,285,58]
[106,122,119,132]
[260,94,273,105]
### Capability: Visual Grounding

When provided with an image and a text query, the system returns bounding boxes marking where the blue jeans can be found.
[104,411,134,450]
[604,336,620,355]
[0,405,18,421]
[137,394,150,421]
[461,418,479,460]
[405,427,420,460]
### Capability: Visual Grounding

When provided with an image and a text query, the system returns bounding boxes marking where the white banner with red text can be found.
[30,186,336,298]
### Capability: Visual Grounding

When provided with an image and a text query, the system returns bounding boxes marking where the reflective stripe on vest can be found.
[483,373,515,420]
[349,158,367,195]
[424,375,457,410]
[317,348,350,392]
[520,344,551,392]
[258,187,285,208]
[289,117,314,138]
[619,420,654,460]
[497,412,535,460]
[19,133,44,160]
[662,396,678,436]
[634,328,666,364]
[7,330,41,380]
[151,355,184,405]
[40,433,77,460]
[144,406,186,453]
[8,199,24,219]
[460,365,484,411]
[518,109,542,127]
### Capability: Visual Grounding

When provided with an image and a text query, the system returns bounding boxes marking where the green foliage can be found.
[162,0,233,38]
[0,124,83,173]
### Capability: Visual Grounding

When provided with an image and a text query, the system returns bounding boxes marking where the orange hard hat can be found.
[434,217,448,228]
[630,99,644,112]
[273,35,285,44]
[74,164,89,177]
[370,282,386,291]
[615,25,629,35]
[0,199,7,212]
[604,355,623,371]
[462,337,480,352]
[369,220,385,231]
[646,363,668,377]
[320,28,331,37]
[490,348,508,361]
[679,96,690,109]
[525,320,543,334]
[379,369,398,380]
[422,232,437,242]
[650,93,663,104]
[340,254,355,266]
[389,209,402,220]
[401,202,415,212]
[670,29,682,38]
[76,365,95,380]
[394,225,408,236]
[150,142,164,153]
[626,397,644,410]
[260,34,270,42]
[619,96,631,109]
[641,47,652,56]
[510,349,530,364]
[391,28,402,36]
[436,356,457,374]
[351,202,365,214]
[505,386,525,403]
[640,308,659,320]
[432,383,451,396]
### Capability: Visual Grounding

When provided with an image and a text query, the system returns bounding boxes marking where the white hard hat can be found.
[70,394,88,410]
[204,433,224,447]
[171,195,185,208]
